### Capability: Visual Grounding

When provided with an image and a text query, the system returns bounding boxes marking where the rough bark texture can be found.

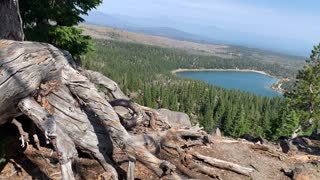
[0,40,56,125]
[0,0,24,41]
[18,97,78,180]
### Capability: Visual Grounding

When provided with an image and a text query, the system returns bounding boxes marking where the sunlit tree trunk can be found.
[0,0,24,41]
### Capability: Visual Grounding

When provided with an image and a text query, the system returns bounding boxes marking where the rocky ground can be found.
[1,123,319,180]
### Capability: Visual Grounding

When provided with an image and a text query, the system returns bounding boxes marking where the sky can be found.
[96,0,320,56]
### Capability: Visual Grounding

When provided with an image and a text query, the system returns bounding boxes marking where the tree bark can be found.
[0,0,24,41]
[18,97,78,180]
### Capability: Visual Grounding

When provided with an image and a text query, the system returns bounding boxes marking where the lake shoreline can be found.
[171,68,284,95]
[171,68,273,77]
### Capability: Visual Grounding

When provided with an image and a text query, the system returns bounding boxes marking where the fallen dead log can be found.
[186,156,221,179]
[191,152,254,176]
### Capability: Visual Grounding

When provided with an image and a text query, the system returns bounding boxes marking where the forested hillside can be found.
[81,24,305,72]
[82,39,293,139]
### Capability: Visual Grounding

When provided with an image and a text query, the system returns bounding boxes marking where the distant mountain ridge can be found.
[82,11,309,57]
[82,11,209,43]
[80,23,305,75]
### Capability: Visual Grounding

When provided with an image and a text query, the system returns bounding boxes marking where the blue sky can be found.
[96,0,320,56]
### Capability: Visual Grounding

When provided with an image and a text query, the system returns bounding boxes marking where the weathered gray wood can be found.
[191,152,254,176]
[127,155,136,180]
[18,97,77,180]
[0,40,57,125]
[81,69,129,100]
[11,118,29,147]
[0,0,24,40]
[110,99,150,129]
[61,161,74,180]
[186,157,220,179]
[43,83,118,178]
[57,53,175,176]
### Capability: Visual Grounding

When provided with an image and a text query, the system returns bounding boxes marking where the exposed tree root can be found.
[18,97,78,180]
[11,119,29,148]
[23,145,61,179]
[80,69,130,100]
[0,40,260,179]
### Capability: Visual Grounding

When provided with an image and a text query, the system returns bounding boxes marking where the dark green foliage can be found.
[19,0,100,56]
[285,44,320,134]
[281,80,295,92]
[275,107,300,137]
[82,39,291,140]
[48,26,93,57]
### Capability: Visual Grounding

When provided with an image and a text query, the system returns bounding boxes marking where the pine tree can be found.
[203,104,214,132]
[262,109,271,137]
[232,105,247,137]
[19,0,101,57]
[275,107,300,137]
[222,106,235,136]
[286,44,320,137]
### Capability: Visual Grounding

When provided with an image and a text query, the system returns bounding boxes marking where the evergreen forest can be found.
[82,39,298,140]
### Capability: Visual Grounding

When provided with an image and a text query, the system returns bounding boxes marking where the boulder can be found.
[156,108,191,128]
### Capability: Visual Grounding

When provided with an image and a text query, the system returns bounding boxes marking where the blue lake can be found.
[177,71,282,97]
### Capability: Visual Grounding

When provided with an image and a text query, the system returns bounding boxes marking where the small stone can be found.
[281,168,293,178]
